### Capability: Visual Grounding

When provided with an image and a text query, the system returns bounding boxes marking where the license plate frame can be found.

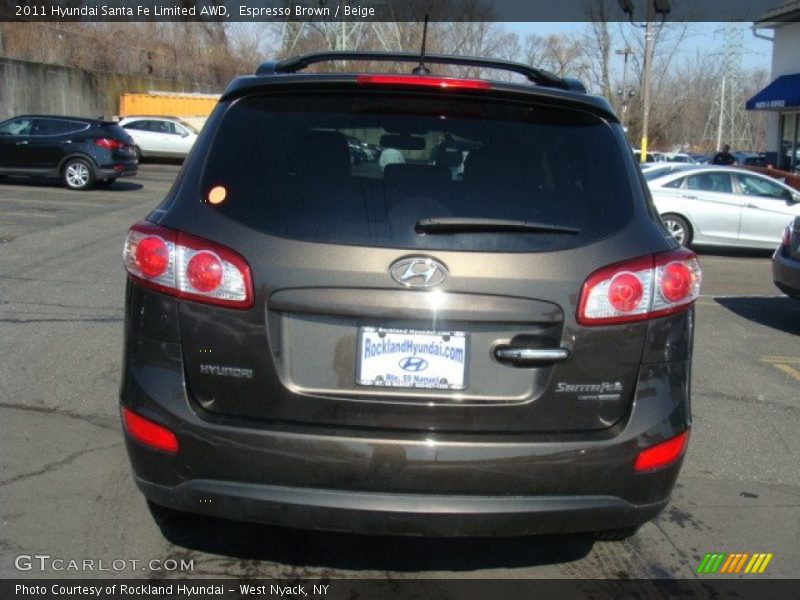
[356,327,469,390]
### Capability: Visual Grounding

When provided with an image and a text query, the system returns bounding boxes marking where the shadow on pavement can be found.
[715,295,800,335]
[102,180,143,191]
[0,176,142,192]
[148,503,595,572]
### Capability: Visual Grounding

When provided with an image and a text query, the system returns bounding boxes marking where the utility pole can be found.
[618,0,671,163]
[716,76,725,151]
[615,47,635,136]
[640,3,655,162]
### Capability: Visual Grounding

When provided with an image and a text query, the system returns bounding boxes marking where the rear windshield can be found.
[102,123,134,141]
[201,92,632,252]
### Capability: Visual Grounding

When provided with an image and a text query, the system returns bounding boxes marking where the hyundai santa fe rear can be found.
[120,52,701,540]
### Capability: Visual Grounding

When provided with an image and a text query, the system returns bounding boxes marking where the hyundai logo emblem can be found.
[389,257,448,288]
[399,357,429,372]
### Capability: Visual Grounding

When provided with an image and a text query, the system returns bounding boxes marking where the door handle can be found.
[16,140,29,145]
[681,194,697,200]
[745,203,758,209]
[493,346,570,365]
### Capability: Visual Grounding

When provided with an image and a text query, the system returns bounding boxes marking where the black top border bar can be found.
[0,0,793,23]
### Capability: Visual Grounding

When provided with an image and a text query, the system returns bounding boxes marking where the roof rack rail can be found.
[256,52,585,92]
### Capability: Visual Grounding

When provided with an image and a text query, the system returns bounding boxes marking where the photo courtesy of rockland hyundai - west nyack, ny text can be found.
[1,1,799,600]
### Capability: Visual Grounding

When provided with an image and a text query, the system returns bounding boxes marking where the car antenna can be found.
[411,14,431,75]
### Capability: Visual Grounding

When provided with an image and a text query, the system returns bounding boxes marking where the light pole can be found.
[618,0,671,163]
[615,47,636,136]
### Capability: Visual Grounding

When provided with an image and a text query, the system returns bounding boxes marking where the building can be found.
[747,1,800,173]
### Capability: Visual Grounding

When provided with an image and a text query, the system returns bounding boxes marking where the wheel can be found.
[94,178,116,188]
[133,145,143,162]
[594,526,640,541]
[662,213,692,247]
[62,158,95,190]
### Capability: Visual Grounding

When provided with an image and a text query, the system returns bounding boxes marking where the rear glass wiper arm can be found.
[415,217,580,235]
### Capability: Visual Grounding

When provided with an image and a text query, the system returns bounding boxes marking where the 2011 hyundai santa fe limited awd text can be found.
[120,52,702,540]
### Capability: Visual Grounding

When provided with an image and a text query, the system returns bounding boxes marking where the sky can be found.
[506,22,773,75]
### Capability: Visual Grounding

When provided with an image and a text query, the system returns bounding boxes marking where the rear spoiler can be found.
[256,51,586,93]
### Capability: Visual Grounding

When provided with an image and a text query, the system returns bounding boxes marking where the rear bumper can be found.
[773,247,800,298]
[137,477,668,537]
[97,163,138,179]
[121,334,690,536]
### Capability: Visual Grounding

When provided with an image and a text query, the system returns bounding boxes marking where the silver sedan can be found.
[648,166,800,249]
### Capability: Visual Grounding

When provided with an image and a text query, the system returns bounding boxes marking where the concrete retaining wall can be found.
[0,57,221,121]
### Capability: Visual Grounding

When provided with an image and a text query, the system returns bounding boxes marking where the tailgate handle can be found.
[494,346,570,365]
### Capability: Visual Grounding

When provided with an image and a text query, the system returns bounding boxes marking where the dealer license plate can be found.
[356,327,468,390]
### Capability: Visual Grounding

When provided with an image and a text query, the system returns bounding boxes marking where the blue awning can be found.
[746,73,800,111]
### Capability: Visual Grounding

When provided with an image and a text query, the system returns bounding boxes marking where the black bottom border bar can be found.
[3,579,799,600]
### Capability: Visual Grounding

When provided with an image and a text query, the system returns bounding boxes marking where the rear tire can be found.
[593,526,640,541]
[661,213,692,247]
[62,158,95,190]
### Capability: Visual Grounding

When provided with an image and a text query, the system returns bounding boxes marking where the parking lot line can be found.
[0,211,58,218]
[760,356,800,382]
[761,356,800,364]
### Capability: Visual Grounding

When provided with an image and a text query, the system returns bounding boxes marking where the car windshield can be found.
[200,92,633,252]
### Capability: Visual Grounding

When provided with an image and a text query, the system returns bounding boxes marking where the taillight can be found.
[577,248,701,325]
[121,407,178,454]
[186,251,223,293]
[95,138,125,150]
[356,74,492,91]
[782,225,791,247]
[634,431,689,472]
[123,221,253,309]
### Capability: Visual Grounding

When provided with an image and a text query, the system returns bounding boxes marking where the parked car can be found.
[119,116,199,160]
[641,163,696,181]
[121,51,701,541]
[633,149,664,163]
[0,114,137,190]
[648,166,800,248]
[774,217,800,298]
[688,153,710,164]
[662,153,697,164]
[732,151,768,167]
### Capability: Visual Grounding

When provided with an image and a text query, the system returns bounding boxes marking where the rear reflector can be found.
[577,248,701,325]
[123,221,253,309]
[634,431,689,473]
[356,74,492,91]
[121,407,178,454]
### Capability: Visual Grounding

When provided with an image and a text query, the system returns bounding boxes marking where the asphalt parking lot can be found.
[1,164,798,581]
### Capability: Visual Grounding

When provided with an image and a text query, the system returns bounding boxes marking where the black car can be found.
[120,52,702,540]
[0,115,138,190]
[774,217,800,298]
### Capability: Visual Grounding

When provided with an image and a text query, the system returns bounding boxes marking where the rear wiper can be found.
[415,217,580,235]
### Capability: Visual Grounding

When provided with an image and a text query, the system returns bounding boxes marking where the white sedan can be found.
[648,166,800,249]
[118,116,199,160]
